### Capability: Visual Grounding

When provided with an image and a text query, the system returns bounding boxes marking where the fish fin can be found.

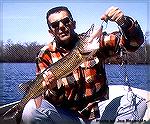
[19,80,33,93]
[3,103,22,120]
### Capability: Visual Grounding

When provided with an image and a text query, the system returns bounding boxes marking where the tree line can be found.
[0,36,150,64]
[105,43,150,64]
[0,39,44,63]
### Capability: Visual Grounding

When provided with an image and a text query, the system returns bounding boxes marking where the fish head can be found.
[78,24,103,57]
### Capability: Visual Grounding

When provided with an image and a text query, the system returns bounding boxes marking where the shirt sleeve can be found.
[119,16,144,52]
[98,16,144,58]
[35,48,52,75]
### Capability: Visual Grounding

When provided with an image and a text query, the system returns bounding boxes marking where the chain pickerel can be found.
[2,24,103,120]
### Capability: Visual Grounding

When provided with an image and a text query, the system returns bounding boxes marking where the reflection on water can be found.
[0,63,149,106]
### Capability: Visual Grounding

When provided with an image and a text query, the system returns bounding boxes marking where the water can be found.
[0,63,36,106]
[105,64,150,90]
[0,63,149,106]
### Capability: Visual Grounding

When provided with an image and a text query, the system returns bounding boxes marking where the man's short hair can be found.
[46,6,73,29]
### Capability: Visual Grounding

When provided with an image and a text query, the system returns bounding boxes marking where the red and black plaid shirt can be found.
[35,18,144,119]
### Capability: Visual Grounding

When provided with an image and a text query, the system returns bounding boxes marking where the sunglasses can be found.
[50,17,72,29]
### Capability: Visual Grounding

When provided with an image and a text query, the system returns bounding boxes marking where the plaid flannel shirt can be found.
[35,17,144,119]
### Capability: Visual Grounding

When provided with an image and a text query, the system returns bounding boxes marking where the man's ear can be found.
[72,20,76,30]
[48,29,55,37]
[48,29,53,34]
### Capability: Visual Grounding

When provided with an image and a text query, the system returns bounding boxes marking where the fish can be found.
[2,24,103,121]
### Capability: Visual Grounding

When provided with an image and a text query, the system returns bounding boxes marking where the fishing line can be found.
[117,25,149,120]
[117,25,132,91]
[146,100,150,103]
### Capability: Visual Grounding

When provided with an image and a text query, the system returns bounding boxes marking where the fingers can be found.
[42,80,48,89]
[101,6,115,21]
[42,71,55,89]
[101,6,124,25]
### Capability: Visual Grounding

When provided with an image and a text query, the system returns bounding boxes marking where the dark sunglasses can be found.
[50,17,72,29]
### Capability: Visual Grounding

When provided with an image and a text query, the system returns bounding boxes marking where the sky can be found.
[1,0,149,45]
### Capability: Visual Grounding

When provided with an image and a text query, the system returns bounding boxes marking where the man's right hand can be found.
[42,70,56,90]
[34,70,56,108]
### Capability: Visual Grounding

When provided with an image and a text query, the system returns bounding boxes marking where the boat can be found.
[0,101,22,124]
[108,85,150,123]
[0,85,149,124]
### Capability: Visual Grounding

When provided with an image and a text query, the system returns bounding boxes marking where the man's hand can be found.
[42,70,56,89]
[34,71,56,108]
[101,6,125,25]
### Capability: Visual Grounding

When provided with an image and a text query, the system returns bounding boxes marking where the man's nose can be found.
[59,21,65,29]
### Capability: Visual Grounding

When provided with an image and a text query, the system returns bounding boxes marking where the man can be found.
[22,6,146,124]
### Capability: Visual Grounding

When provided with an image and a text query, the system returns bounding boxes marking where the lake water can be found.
[0,63,149,106]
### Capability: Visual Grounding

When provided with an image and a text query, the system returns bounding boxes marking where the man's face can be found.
[48,11,76,45]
